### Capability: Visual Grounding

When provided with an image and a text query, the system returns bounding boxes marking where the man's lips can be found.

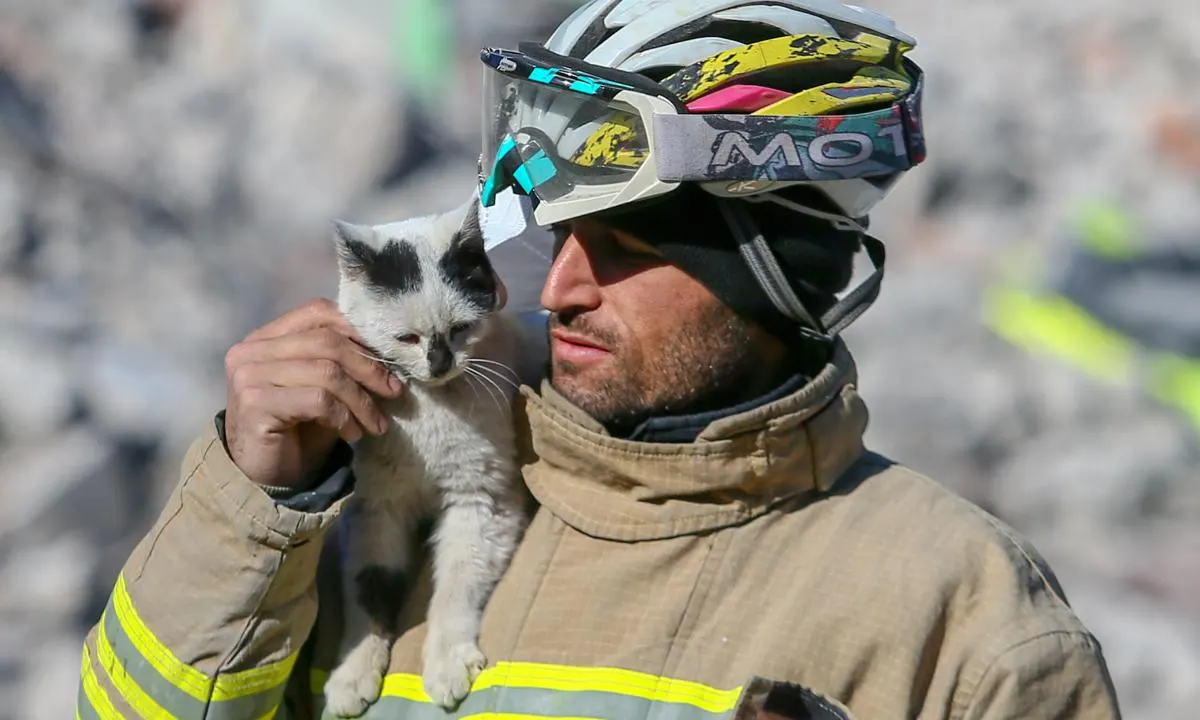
[550,329,611,364]
[550,329,609,351]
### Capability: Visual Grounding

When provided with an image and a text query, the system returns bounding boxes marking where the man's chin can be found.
[548,365,645,427]
[549,363,605,406]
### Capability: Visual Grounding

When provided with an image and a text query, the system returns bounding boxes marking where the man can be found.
[77,1,1122,719]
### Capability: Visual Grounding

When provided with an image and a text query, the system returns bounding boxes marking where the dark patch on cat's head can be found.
[354,565,408,637]
[438,206,498,311]
[334,220,422,295]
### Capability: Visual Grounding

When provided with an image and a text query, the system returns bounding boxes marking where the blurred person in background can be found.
[76,1,1121,718]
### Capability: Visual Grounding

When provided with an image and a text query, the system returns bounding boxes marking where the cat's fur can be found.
[323,199,541,716]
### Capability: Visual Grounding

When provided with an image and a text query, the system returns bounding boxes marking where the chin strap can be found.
[715,196,887,341]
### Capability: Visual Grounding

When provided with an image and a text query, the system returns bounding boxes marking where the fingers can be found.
[238,385,369,444]
[227,327,402,400]
[244,298,364,345]
[230,360,390,437]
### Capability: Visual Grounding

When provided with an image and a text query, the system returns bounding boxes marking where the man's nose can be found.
[540,232,601,314]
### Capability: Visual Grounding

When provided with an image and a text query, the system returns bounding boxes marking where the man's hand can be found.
[223,298,403,489]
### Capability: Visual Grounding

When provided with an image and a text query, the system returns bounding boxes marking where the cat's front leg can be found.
[325,496,421,718]
[423,488,527,709]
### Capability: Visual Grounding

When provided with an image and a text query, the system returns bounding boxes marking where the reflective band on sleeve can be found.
[89,573,298,718]
[313,661,743,720]
[80,644,122,720]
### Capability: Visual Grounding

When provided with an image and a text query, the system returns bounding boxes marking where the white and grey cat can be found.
[323,199,542,717]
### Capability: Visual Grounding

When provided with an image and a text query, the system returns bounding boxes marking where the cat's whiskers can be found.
[464,366,506,416]
[466,357,520,383]
[467,360,520,393]
[466,361,514,398]
[459,368,483,419]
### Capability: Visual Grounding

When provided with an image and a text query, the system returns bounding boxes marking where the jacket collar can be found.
[515,340,869,541]
[621,372,811,443]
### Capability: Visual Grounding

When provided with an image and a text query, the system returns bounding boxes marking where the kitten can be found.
[323,198,541,717]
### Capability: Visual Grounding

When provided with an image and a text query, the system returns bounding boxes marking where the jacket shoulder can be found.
[825,452,1083,634]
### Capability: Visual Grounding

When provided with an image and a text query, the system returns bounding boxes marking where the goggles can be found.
[479,41,926,226]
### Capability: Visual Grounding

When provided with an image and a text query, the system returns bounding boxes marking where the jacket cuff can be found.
[212,411,355,513]
[189,419,350,551]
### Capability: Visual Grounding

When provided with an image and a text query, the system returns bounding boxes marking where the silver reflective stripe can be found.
[76,662,104,720]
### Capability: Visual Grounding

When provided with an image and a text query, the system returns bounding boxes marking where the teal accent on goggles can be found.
[481,135,565,208]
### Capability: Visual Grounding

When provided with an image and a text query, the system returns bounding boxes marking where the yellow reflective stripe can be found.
[81,644,124,720]
[480,662,741,714]
[984,286,1136,384]
[96,614,176,719]
[113,572,299,704]
[380,672,430,702]
[112,573,213,700]
[213,652,299,702]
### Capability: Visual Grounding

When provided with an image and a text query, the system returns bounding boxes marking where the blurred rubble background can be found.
[0,0,1197,718]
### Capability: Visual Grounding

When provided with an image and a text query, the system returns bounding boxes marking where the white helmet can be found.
[479,0,926,337]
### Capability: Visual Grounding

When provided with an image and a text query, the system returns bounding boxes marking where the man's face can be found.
[540,218,781,429]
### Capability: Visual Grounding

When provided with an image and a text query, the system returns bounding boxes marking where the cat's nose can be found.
[427,335,453,378]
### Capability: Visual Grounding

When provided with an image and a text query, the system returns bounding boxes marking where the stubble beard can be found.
[550,301,763,432]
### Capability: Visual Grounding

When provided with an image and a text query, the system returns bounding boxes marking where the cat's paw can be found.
[423,640,487,709]
[324,664,384,718]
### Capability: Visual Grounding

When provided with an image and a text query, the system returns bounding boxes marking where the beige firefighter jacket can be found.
[78,342,1121,719]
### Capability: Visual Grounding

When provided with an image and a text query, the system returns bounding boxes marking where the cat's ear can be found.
[451,199,485,250]
[332,220,379,276]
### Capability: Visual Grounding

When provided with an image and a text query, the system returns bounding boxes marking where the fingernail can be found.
[388,375,403,393]
[376,416,390,435]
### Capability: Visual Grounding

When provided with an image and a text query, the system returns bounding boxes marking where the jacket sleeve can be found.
[76,420,352,720]
[961,630,1123,720]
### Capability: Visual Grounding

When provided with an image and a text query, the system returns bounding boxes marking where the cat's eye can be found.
[396,333,420,345]
[450,323,473,338]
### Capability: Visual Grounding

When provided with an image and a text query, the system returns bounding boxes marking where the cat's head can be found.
[333,200,501,385]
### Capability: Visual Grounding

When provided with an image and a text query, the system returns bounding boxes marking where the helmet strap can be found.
[716,198,826,341]
[715,197,887,341]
